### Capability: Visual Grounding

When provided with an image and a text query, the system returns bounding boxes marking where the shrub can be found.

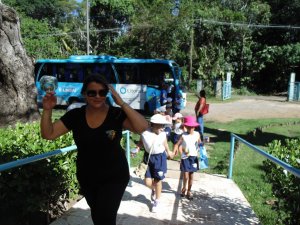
[0,122,78,223]
[263,139,300,225]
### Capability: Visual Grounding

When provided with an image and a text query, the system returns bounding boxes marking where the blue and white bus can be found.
[34,55,186,113]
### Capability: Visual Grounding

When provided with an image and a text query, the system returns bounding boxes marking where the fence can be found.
[222,81,232,100]
[288,81,300,101]
[0,130,131,172]
[228,133,300,179]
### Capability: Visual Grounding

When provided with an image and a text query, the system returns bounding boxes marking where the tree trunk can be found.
[0,3,40,127]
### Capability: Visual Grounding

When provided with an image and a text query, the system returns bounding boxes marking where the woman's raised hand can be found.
[42,92,57,110]
[108,85,124,106]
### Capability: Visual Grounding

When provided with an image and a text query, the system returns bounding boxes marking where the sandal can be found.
[180,188,186,197]
[186,191,193,200]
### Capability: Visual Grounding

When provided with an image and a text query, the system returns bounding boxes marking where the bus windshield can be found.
[34,55,186,114]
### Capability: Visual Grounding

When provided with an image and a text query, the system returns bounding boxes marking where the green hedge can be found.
[0,122,78,222]
[264,139,300,225]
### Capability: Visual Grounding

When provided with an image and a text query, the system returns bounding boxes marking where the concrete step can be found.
[50,164,260,225]
[166,159,205,181]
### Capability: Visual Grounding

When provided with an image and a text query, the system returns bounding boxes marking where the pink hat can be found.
[183,116,199,127]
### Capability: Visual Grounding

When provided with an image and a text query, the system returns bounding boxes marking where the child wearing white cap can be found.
[136,114,174,212]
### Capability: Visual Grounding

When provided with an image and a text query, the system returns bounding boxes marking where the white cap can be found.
[150,114,172,124]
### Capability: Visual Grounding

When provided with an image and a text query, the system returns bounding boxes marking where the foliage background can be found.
[3,0,300,93]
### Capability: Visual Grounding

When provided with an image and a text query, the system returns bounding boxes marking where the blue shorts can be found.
[180,156,199,172]
[171,133,181,144]
[164,127,172,141]
[144,152,167,180]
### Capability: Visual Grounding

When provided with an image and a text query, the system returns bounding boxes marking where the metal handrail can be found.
[228,133,300,179]
[0,130,131,172]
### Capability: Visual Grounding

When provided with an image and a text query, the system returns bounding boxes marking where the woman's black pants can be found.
[82,182,128,225]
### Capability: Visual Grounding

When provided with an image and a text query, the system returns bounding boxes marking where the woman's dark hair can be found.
[199,90,206,98]
[81,74,109,94]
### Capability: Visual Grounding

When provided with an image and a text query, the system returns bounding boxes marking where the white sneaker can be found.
[152,200,159,213]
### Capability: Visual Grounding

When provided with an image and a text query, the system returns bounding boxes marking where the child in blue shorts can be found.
[138,114,174,212]
[173,116,202,200]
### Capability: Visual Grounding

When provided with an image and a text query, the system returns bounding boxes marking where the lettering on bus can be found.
[119,87,144,94]
[58,87,78,93]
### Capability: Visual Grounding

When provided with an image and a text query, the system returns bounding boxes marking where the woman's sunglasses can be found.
[86,89,108,97]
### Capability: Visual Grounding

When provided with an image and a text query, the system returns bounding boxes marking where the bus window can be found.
[115,64,139,84]
[56,64,66,82]
[64,64,82,82]
[83,63,116,83]
[84,64,94,78]
[93,64,107,75]
[38,64,53,81]
[139,64,165,87]
[164,72,172,80]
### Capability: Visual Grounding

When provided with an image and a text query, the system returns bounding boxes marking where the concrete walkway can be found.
[50,160,260,225]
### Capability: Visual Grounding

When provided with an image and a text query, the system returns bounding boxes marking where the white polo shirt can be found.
[141,128,167,154]
[181,131,200,158]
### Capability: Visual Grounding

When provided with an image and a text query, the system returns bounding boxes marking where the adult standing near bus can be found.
[40,75,148,225]
[194,90,206,140]
[160,82,168,106]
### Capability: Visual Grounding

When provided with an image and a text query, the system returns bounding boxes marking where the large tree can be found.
[0,3,39,126]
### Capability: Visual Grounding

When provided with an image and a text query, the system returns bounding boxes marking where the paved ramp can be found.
[50,160,260,225]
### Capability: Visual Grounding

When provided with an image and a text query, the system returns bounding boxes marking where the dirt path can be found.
[181,96,300,123]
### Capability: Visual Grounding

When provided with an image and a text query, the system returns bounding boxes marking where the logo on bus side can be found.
[119,87,143,94]
[120,87,126,94]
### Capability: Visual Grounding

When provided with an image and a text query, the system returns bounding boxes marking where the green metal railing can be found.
[0,130,131,172]
[228,133,300,179]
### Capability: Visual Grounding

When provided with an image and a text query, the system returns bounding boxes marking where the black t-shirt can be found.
[60,106,130,185]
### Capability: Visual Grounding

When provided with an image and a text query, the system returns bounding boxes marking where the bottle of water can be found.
[40,75,58,93]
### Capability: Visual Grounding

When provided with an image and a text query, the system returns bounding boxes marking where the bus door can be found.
[112,64,147,110]
[172,65,187,108]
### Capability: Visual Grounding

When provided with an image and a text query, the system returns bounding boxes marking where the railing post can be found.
[124,130,133,187]
[125,130,131,168]
[228,133,235,179]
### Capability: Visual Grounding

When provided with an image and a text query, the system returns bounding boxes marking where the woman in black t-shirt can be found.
[40,75,148,225]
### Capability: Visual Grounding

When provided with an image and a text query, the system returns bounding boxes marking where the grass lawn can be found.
[204,118,300,225]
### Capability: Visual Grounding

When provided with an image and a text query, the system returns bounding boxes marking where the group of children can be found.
[134,111,202,213]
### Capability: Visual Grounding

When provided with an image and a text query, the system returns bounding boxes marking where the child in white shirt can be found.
[173,116,202,200]
[137,114,174,212]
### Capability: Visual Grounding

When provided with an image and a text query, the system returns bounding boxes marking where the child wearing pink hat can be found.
[173,115,202,200]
